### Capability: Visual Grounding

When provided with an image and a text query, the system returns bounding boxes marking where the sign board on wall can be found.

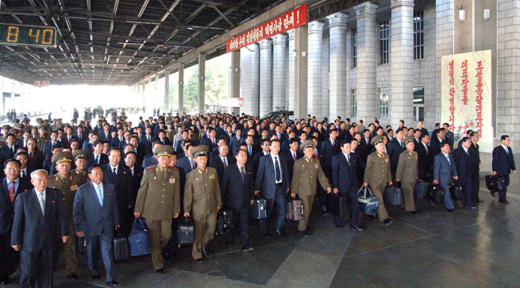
[34,80,50,87]
[226,4,307,53]
[441,50,492,152]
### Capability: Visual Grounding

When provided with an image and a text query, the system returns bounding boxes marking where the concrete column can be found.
[390,0,414,128]
[308,21,325,119]
[198,53,206,114]
[141,82,145,109]
[259,39,273,117]
[240,44,260,116]
[230,50,241,115]
[164,69,170,112]
[435,0,454,125]
[178,64,184,114]
[272,34,287,110]
[293,25,308,120]
[287,30,295,111]
[327,13,348,119]
[355,2,379,122]
[321,31,330,119]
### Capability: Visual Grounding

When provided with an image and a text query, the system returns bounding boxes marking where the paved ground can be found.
[5,166,520,288]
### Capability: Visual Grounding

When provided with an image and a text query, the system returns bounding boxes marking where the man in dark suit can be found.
[253,139,271,172]
[0,134,19,161]
[331,140,361,230]
[416,121,428,136]
[492,135,517,203]
[176,143,197,175]
[254,140,290,238]
[73,126,88,145]
[433,142,458,212]
[230,129,243,156]
[469,132,482,203]
[111,128,125,149]
[320,129,340,178]
[11,169,69,288]
[415,134,432,181]
[220,149,255,251]
[101,148,133,236]
[430,128,447,157]
[0,159,33,285]
[27,138,44,170]
[73,165,119,287]
[280,139,303,183]
[360,130,373,162]
[88,140,109,168]
[388,129,406,179]
[141,127,154,154]
[453,137,476,209]
[209,143,235,183]
[124,151,143,209]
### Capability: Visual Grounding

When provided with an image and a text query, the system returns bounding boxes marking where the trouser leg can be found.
[402,182,416,212]
[64,225,78,275]
[86,235,100,277]
[99,232,116,282]
[368,183,388,222]
[298,195,314,232]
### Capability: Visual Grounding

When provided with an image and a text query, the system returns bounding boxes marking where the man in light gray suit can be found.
[433,142,459,213]
[73,164,120,287]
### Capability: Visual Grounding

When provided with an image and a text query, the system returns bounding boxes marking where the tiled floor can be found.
[6,170,520,287]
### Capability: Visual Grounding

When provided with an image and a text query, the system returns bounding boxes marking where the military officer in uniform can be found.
[134,146,181,274]
[71,149,90,184]
[47,152,82,280]
[183,145,222,262]
[290,140,331,235]
[395,137,418,214]
[363,136,394,225]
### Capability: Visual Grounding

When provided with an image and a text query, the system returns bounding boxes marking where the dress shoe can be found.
[194,258,203,263]
[202,247,209,258]
[66,273,80,280]
[350,225,363,232]
[92,274,100,281]
[499,200,510,204]
[490,191,496,197]
[366,215,377,220]
[299,230,309,236]
[241,245,254,252]
[107,281,118,287]
[446,208,454,213]
[156,268,164,274]
[274,229,286,239]
[0,277,10,285]
[383,218,394,226]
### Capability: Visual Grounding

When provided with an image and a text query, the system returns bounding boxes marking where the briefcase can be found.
[250,197,267,219]
[76,236,87,255]
[177,217,195,247]
[485,175,507,192]
[113,232,130,263]
[426,184,444,204]
[383,185,404,206]
[414,179,429,198]
[357,186,379,215]
[128,217,151,257]
[215,208,234,235]
[449,183,463,201]
[328,193,347,217]
[286,197,304,221]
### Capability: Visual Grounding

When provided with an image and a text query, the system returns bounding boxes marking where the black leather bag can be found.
[286,196,304,221]
[427,184,444,204]
[449,181,463,201]
[113,232,130,263]
[486,175,506,192]
[76,236,87,255]
[383,185,404,206]
[327,193,347,217]
[177,217,195,247]
[215,208,234,235]
[250,197,267,219]
[414,179,429,198]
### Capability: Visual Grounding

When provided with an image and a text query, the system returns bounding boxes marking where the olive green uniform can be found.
[48,172,82,275]
[364,152,392,222]
[184,167,222,260]
[71,169,90,185]
[134,166,181,270]
[396,150,418,212]
[291,157,329,232]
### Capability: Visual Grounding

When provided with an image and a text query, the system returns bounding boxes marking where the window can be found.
[380,21,390,64]
[352,90,358,117]
[352,29,357,68]
[413,87,425,121]
[414,11,424,60]
[379,88,390,118]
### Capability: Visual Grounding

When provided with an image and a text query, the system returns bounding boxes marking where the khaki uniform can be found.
[291,157,329,232]
[396,150,418,212]
[134,166,181,270]
[364,152,392,222]
[36,135,48,152]
[184,167,222,260]
[48,172,82,275]
[71,169,90,185]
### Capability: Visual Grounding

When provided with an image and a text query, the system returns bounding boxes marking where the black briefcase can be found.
[113,232,130,263]
[250,197,267,219]
[215,208,234,235]
[383,185,404,206]
[485,175,506,192]
[76,236,87,255]
[427,184,444,204]
[328,193,347,217]
[177,217,195,247]
[449,181,463,201]
[414,179,429,198]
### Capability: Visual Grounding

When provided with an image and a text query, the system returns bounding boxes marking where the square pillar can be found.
[178,64,184,114]
[198,53,206,114]
[327,13,348,119]
[164,69,170,112]
[293,25,308,120]
[259,39,273,117]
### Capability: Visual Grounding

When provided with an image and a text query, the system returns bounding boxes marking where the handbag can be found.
[128,217,151,257]
[383,185,404,206]
[177,217,195,247]
[427,184,445,204]
[286,196,304,221]
[76,236,87,255]
[113,231,130,263]
[449,180,463,201]
[414,179,429,198]
[357,186,379,214]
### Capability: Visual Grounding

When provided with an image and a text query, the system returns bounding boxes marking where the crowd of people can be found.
[0,110,516,287]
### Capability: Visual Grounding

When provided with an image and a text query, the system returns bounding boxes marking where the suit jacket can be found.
[73,182,119,237]
[320,138,340,177]
[331,153,358,195]
[255,154,289,199]
[43,140,57,160]
[220,164,254,209]
[253,151,270,172]
[88,153,109,168]
[11,188,69,252]
[129,165,144,206]
[492,145,516,176]
[415,141,432,174]
[452,147,473,182]
[230,135,243,155]
[388,139,406,176]
[177,156,196,175]
[101,164,133,218]
[99,130,112,143]
[28,150,45,169]
[0,178,33,234]
[433,153,458,182]
[280,150,303,182]
[16,139,30,148]
[73,132,88,145]
[0,144,19,160]
[209,155,235,183]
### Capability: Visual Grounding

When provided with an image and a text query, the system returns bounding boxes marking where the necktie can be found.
[112,167,117,182]
[347,154,350,163]
[314,150,318,159]
[401,141,404,149]
[446,155,450,164]
[248,146,252,156]
[274,156,281,182]
[131,168,134,177]
[29,152,33,160]
[11,146,14,154]
[240,166,245,183]
[38,192,45,216]
[223,158,228,167]
[293,152,296,161]
[190,158,194,170]
[96,155,100,164]
[424,144,428,154]
[21,170,25,179]
[332,140,335,147]
[96,185,103,207]
[466,150,469,156]
[8,182,15,203]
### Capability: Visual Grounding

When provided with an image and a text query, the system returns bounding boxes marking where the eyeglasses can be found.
[5,168,20,172]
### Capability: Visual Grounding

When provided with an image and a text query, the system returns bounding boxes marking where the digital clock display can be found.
[0,24,57,48]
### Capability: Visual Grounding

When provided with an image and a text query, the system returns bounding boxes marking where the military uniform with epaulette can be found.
[134,146,181,272]
[396,137,419,212]
[364,136,392,222]
[48,152,82,278]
